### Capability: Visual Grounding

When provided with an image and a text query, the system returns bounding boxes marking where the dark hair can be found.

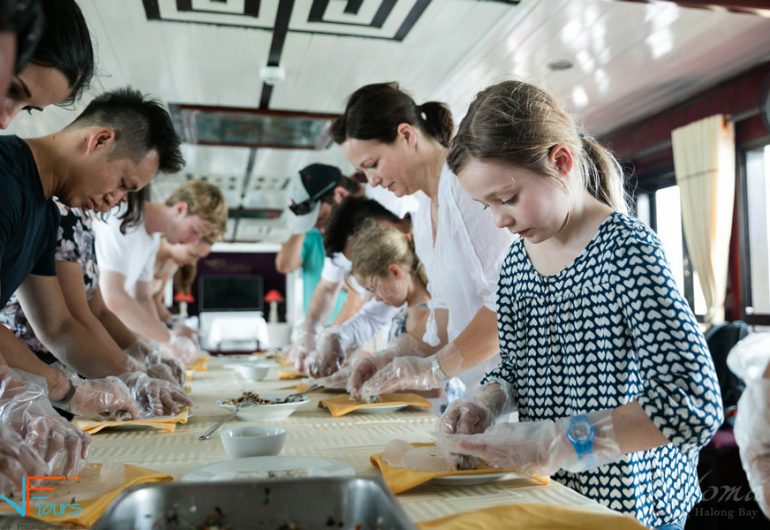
[448,80,627,212]
[117,187,148,234]
[68,87,185,174]
[324,196,402,256]
[319,176,364,203]
[331,82,454,148]
[28,0,94,105]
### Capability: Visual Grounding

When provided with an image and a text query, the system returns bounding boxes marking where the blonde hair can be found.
[447,80,627,212]
[350,221,428,291]
[165,180,228,241]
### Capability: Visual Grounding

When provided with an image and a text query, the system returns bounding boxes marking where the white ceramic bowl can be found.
[219,426,287,458]
[217,397,309,421]
[231,363,271,381]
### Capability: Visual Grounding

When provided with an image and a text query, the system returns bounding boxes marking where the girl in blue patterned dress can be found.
[437,80,722,530]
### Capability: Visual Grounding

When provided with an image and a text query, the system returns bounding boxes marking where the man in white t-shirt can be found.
[94,180,227,358]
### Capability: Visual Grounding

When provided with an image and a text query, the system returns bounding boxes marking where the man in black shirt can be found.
[0,88,184,420]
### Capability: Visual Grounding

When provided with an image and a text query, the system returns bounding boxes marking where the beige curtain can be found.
[671,114,735,324]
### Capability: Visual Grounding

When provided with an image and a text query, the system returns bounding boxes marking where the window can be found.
[633,174,707,319]
[741,143,770,322]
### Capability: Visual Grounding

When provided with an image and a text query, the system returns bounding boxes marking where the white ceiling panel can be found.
[3,0,769,243]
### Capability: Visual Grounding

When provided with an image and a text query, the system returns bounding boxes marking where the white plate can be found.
[181,456,355,483]
[353,404,409,414]
[430,472,509,486]
[217,397,309,421]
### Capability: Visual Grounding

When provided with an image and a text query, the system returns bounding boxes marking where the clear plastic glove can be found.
[440,382,514,435]
[0,367,91,477]
[320,365,352,390]
[123,338,153,362]
[145,354,185,386]
[734,379,770,518]
[0,422,49,496]
[307,330,355,378]
[67,376,139,421]
[118,371,191,418]
[727,333,770,382]
[436,410,621,476]
[288,326,319,374]
[348,351,397,400]
[359,355,443,400]
[159,332,198,366]
[172,322,199,348]
[349,334,426,400]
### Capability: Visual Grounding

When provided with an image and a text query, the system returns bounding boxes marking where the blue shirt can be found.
[485,211,722,527]
[0,136,59,307]
[301,229,346,322]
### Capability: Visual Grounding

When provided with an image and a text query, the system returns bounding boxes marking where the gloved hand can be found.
[436,410,621,476]
[123,338,153,362]
[440,382,514,435]
[0,422,49,496]
[66,376,140,421]
[145,353,186,386]
[172,322,199,348]
[319,365,352,390]
[307,329,355,378]
[288,326,319,374]
[0,367,91,477]
[118,371,191,418]
[159,332,198,366]
[348,351,397,400]
[734,379,770,518]
[348,334,425,400]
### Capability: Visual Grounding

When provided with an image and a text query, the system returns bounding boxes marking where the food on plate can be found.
[222,391,306,407]
[383,439,481,472]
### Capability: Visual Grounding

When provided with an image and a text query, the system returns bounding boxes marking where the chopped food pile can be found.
[223,391,274,406]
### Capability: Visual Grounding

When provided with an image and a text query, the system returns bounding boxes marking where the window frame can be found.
[738,135,770,325]
[631,165,703,321]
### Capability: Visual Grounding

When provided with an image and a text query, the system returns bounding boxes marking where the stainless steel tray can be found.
[93,476,416,529]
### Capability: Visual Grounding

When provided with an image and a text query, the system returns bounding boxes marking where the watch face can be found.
[568,418,593,442]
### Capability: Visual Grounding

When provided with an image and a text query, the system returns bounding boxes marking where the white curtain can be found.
[671,114,735,324]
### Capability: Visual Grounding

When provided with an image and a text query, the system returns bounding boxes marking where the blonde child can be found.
[325,221,447,399]
[438,80,722,530]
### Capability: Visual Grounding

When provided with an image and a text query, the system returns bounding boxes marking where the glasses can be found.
[288,180,338,217]
[288,199,315,216]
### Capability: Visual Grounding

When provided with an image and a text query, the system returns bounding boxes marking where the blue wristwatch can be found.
[566,415,596,468]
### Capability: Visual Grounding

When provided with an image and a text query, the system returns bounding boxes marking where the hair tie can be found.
[416,103,427,121]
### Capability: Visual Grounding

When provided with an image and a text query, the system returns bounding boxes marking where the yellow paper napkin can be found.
[320,393,431,417]
[188,355,209,372]
[0,463,172,528]
[74,408,190,435]
[278,369,305,380]
[370,443,549,494]
[416,503,647,530]
[281,383,339,394]
[276,356,293,368]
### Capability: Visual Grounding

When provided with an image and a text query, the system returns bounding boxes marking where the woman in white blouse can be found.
[328,82,513,400]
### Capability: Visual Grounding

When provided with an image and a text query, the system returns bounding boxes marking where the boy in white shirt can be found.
[94,181,227,359]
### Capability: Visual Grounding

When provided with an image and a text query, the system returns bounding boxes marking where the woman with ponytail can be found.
[322,82,513,404]
[437,80,721,529]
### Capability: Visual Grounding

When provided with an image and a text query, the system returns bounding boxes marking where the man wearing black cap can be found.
[276,163,364,341]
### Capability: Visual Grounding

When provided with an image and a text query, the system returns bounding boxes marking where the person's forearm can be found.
[611,402,669,453]
[0,326,70,400]
[305,280,342,329]
[275,234,305,274]
[35,316,133,378]
[153,292,173,324]
[441,306,499,375]
[89,294,139,350]
[105,291,171,342]
[330,287,362,326]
